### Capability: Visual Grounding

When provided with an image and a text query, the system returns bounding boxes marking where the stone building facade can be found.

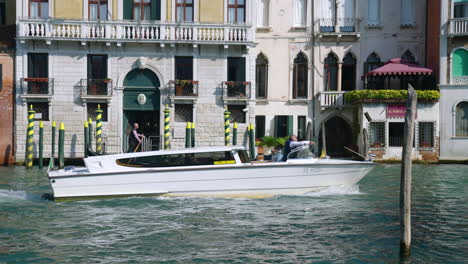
[15,0,257,161]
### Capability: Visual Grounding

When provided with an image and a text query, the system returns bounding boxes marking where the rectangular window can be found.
[454,2,468,18]
[89,0,108,20]
[87,103,108,122]
[87,55,108,95]
[255,115,266,139]
[255,57,268,99]
[228,105,246,123]
[294,0,307,26]
[174,103,193,123]
[367,0,380,26]
[0,2,5,25]
[389,122,404,147]
[369,122,385,148]
[227,57,247,97]
[400,0,414,26]
[118,151,235,167]
[228,0,246,23]
[175,56,193,80]
[27,53,49,94]
[176,0,193,22]
[257,0,269,27]
[29,0,49,18]
[418,122,434,148]
[297,116,306,140]
[133,0,151,20]
[275,115,292,137]
[28,102,49,121]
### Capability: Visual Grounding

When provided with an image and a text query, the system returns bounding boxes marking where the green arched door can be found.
[123,69,161,151]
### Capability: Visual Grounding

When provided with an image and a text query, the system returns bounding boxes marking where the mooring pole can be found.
[26,105,35,168]
[38,121,44,169]
[164,105,170,150]
[84,121,89,158]
[88,118,93,149]
[224,107,230,146]
[249,124,256,160]
[400,86,417,258]
[191,122,196,148]
[96,105,103,154]
[185,122,191,148]
[232,122,238,145]
[58,122,65,169]
[320,123,327,158]
[51,121,56,161]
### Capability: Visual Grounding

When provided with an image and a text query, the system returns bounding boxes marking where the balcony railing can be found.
[169,80,199,97]
[319,91,349,108]
[18,18,253,45]
[318,18,359,33]
[450,76,468,85]
[80,79,113,96]
[20,78,54,96]
[222,81,251,100]
[449,18,468,35]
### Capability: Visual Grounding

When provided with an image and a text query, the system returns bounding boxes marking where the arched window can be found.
[324,53,338,91]
[256,53,268,99]
[452,49,468,77]
[401,50,416,64]
[456,102,468,137]
[257,0,269,27]
[364,52,383,89]
[342,53,356,91]
[293,52,308,99]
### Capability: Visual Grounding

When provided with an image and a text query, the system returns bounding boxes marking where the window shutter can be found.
[274,116,279,137]
[287,116,294,136]
[151,0,161,20]
[123,0,133,19]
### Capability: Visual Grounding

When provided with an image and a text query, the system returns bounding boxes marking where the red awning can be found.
[362,58,433,79]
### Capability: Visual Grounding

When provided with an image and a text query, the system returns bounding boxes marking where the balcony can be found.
[20,78,54,99]
[168,80,199,103]
[449,18,468,36]
[17,18,254,46]
[319,91,350,109]
[222,81,251,101]
[80,79,113,102]
[316,18,360,41]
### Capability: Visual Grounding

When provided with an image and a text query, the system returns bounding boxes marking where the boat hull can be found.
[49,162,375,201]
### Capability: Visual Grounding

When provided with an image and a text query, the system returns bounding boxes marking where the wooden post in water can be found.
[51,121,56,162]
[88,118,93,149]
[84,121,89,158]
[38,121,44,169]
[58,123,65,169]
[232,122,238,146]
[400,86,417,257]
[185,122,191,148]
[191,122,196,148]
[319,123,327,158]
[164,105,171,150]
[249,124,256,160]
[95,104,103,155]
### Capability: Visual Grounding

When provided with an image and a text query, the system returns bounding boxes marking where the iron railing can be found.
[450,18,468,35]
[318,18,359,33]
[222,81,251,99]
[319,91,349,108]
[169,80,199,97]
[21,78,54,95]
[80,78,113,96]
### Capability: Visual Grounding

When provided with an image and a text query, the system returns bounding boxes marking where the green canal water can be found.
[0,165,467,263]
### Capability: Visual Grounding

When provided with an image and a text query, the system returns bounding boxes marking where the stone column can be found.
[337,62,343,91]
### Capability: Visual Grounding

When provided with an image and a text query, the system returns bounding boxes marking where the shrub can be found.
[345,90,440,103]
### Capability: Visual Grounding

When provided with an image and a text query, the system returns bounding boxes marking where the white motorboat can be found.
[47,146,376,201]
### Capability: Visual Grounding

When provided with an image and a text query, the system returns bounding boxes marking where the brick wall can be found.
[0,52,14,165]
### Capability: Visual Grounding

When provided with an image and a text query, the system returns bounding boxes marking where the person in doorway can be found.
[281,135,314,161]
[128,123,144,152]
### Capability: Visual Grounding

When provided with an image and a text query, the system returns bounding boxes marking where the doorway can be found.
[319,116,353,158]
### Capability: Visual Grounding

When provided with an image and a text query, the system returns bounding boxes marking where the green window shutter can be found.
[274,116,279,137]
[123,0,133,19]
[287,116,293,136]
[151,0,161,20]
[452,49,468,77]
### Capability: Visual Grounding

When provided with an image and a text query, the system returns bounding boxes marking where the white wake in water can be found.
[0,189,43,203]
[303,184,362,197]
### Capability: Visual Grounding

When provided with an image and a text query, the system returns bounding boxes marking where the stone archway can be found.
[318,116,353,158]
[122,69,161,151]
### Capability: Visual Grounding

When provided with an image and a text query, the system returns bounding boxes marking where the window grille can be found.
[87,103,108,122]
[227,105,246,123]
[369,122,385,148]
[28,102,49,121]
[418,122,434,148]
[456,102,468,137]
[174,104,193,123]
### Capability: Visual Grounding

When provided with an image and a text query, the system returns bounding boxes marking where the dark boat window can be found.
[117,151,235,167]
[237,150,250,163]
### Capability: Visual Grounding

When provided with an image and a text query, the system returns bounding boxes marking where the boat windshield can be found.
[117,151,236,168]
[287,145,316,160]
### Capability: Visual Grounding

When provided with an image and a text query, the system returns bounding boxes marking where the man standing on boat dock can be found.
[128,123,144,152]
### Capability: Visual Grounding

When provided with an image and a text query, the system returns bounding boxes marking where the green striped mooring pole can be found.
[51,121,56,161]
[232,122,238,145]
[84,121,89,158]
[95,104,103,155]
[249,124,256,160]
[26,105,35,168]
[191,122,196,148]
[164,105,170,150]
[185,122,191,148]
[39,121,44,169]
[58,123,65,169]
[224,107,230,146]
